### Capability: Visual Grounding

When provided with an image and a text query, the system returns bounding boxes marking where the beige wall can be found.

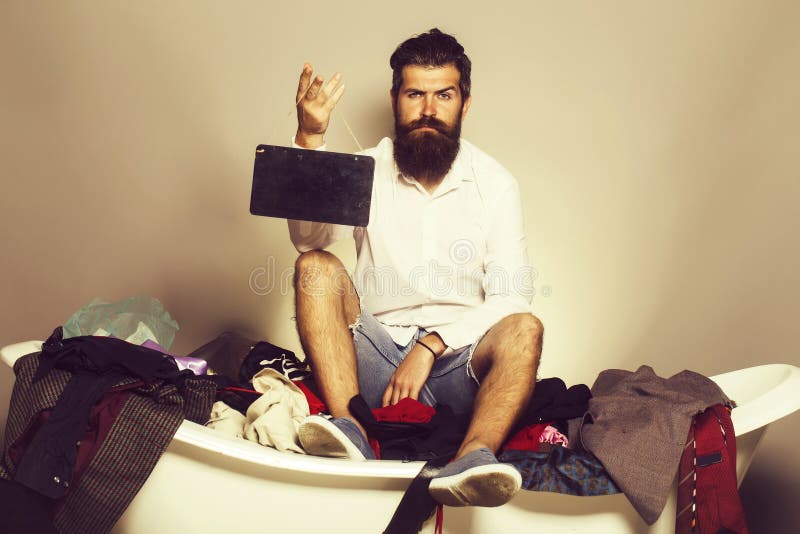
[1,1,797,530]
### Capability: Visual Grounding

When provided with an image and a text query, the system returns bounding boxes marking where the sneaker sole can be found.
[428,463,522,507]
[298,417,366,460]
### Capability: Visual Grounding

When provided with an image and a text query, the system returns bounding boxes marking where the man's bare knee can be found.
[516,313,543,341]
[294,250,358,310]
[295,249,342,274]
[499,313,543,367]
[295,250,343,291]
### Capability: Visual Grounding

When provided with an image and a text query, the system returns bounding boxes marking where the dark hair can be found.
[390,28,472,99]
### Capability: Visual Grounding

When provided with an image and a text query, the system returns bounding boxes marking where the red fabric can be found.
[371,397,436,423]
[694,405,748,534]
[364,398,436,459]
[368,436,382,460]
[294,381,326,415]
[501,423,551,452]
[677,405,748,534]
[70,388,132,490]
[434,504,444,534]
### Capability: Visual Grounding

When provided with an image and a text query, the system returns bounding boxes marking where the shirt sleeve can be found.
[286,136,355,252]
[433,181,535,350]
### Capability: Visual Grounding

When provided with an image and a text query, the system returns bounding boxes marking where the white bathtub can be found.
[1,340,798,534]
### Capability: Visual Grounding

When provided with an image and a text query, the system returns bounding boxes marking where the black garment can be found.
[372,378,590,533]
[35,326,184,383]
[205,375,262,416]
[14,327,194,499]
[382,455,452,534]
[348,394,469,533]
[14,370,122,498]
[238,341,311,384]
[0,479,58,534]
[349,395,470,461]
[515,377,591,435]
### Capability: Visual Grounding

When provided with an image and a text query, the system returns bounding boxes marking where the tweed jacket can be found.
[568,365,731,525]
[1,350,215,534]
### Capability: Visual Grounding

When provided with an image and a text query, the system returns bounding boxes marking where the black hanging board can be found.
[250,144,375,226]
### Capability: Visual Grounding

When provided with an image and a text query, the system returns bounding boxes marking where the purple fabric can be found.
[172,357,208,375]
[141,339,208,375]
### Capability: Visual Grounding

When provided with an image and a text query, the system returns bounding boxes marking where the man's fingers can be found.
[326,82,346,110]
[383,385,419,406]
[384,381,401,406]
[320,73,342,97]
[305,75,324,100]
[296,63,312,103]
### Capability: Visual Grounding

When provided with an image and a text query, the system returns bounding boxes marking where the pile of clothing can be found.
[0,297,750,534]
[0,326,216,533]
[0,296,314,534]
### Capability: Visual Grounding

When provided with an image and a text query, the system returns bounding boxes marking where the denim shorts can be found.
[350,311,481,414]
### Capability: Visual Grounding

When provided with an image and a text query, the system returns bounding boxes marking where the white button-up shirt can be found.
[288,137,534,350]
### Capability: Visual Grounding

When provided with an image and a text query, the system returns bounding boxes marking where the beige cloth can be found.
[243,368,309,454]
[205,401,247,438]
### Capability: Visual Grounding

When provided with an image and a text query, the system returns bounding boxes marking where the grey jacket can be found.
[568,365,730,524]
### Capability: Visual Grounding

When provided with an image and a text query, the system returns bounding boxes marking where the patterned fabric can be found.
[676,418,698,533]
[498,446,620,496]
[1,352,215,534]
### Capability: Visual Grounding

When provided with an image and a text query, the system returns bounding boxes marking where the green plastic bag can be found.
[62,296,179,350]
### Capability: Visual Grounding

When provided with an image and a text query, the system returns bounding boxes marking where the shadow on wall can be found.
[739,446,800,534]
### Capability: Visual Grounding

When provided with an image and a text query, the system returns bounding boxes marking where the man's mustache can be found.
[405,116,450,134]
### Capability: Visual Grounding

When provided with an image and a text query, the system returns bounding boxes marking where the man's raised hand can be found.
[295,63,345,149]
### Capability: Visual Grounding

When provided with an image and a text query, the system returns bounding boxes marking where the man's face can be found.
[392,64,472,181]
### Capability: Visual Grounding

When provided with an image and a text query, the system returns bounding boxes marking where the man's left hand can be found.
[381,345,435,407]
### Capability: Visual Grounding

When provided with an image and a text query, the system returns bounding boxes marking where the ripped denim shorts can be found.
[350,311,482,414]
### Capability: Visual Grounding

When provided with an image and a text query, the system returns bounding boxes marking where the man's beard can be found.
[393,111,462,182]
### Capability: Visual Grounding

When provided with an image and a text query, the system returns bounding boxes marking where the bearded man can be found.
[287,29,543,507]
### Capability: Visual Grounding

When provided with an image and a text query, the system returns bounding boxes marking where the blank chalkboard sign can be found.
[250,144,375,226]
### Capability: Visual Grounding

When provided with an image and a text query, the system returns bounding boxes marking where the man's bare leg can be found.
[456,312,544,459]
[293,249,365,435]
[428,312,542,506]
